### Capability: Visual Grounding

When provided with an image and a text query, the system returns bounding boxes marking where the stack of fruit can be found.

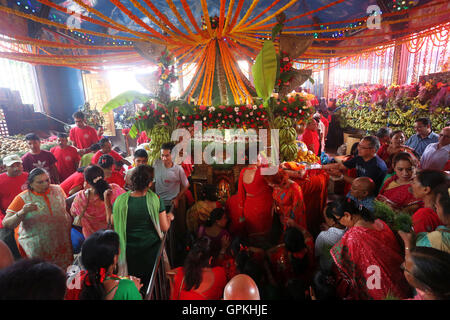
[295,141,320,163]
[275,116,298,161]
[146,124,170,165]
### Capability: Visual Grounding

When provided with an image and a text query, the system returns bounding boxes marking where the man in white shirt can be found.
[420,127,450,171]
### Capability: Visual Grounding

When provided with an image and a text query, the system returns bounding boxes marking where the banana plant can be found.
[101,90,151,114]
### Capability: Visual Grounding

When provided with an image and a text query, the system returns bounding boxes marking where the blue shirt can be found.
[405,132,439,157]
[346,192,375,212]
[343,155,387,194]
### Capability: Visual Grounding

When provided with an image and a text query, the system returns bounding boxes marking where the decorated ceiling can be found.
[0,0,448,105]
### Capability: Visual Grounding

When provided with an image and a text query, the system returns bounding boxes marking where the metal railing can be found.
[145,204,174,300]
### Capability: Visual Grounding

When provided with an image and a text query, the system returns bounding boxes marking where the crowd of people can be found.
[0,107,449,301]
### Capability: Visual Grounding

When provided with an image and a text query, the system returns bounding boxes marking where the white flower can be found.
[208,107,215,112]
[234,107,239,112]
[252,105,257,110]
[158,80,163,85]
[256,117,260,121]
[203,117,207,121]
[222,120,225,123]
[249,112,253,116]
[229,114,233,118]
[161,114,165,118]
[246,114,249,118]
[182,116,186,120]
[261,115,265,118]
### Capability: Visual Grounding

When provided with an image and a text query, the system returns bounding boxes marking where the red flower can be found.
[195,115,200,119]
[141,106,147,112]
[288,113,292,116]
[189,115,193,119]
[226,107,233,113]
[177,116,182,121]
[240,106,246,111]
[283,107,287,111]
[143,115,148,120]
[208,114,213,118]
[238,112,242,116]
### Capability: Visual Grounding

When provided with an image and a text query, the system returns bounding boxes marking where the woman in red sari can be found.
[330,199,411,300]
[169,237,227,300]
[233,156,273,238]
[410,170,446,233]
[377,130,417,173]
[377,152,422,214]
[264,169,307,232]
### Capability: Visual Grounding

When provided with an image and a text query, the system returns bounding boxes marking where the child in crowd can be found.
[346,177,376,212]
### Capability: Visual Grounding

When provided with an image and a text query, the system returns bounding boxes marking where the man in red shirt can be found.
[51,132,81,181]
[0,154,28,259]
[60,167,85,196]
[69,111,100,154]
[301,118,320,156]
[91,138,131,166]
[21,133,60,184]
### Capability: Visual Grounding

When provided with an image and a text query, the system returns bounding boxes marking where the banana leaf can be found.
[252,40,277,101]
[102,91,150,113]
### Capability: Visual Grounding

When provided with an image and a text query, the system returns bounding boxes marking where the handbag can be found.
[73,190,90,228]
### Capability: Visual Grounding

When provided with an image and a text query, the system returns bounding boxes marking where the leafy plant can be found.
[101,91,150,114]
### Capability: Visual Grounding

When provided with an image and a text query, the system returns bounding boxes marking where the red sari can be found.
[412,208,442,233]
[330,219,411,300]
[377,175,422,211]
[284,163,329,237]
[170,266,227,300]
[272,181,307,231]
[235,167,274,236]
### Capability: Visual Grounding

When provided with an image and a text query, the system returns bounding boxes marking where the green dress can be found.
[109,278,143,300]
[125,195,165,293]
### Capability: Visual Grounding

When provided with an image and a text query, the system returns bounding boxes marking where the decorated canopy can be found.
[0,0,449,105]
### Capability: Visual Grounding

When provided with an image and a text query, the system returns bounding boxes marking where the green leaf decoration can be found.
[252,40,277,101]
[128,123,139,139]
[102,91,150,113]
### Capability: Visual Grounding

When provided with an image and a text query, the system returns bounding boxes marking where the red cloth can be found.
[236,167,273,236]
[226,194,245,236]
[91,150,124,165]
[331,219,411,300]
[412,208,442,233]
[50,146,81,181]
[106,171,125,188]
[0,172,28,228]
[320,115,329,132]
[137,131,149,145]
[60,171,85,196]
[292,169,329,237]
[170,266,227,300]
[69,125,99,149]
[301,128,320,155]
[377,175,422,211]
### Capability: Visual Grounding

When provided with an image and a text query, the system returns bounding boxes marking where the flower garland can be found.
[156,50,178,98]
